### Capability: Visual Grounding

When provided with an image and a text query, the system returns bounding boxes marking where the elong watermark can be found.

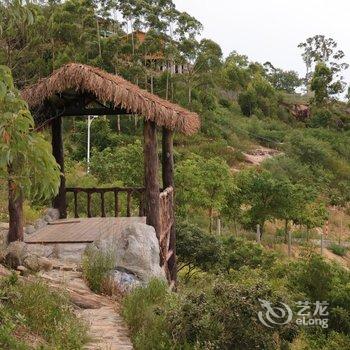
[258,299,329,329]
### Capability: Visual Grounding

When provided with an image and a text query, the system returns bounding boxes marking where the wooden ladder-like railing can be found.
[66,187,145,218]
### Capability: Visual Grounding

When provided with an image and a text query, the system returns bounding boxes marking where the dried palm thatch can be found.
[21,63,200,135]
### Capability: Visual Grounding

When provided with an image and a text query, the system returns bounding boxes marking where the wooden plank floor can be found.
[25,217,146,244]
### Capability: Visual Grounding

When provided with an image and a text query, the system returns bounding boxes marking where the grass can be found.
[0,273,88,349]
[82,244,116,294]
[121,279,173,350]
[329,243,349,257]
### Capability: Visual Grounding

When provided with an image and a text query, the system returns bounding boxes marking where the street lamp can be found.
[87,115,98,173]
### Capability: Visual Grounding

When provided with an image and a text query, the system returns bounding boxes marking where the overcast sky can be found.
[174,0,350,83]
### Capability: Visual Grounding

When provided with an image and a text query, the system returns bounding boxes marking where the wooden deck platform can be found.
[25,217,146,244]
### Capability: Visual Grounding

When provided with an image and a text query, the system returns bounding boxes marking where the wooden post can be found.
[8,166,24,242]
[217,218,221,235]
[52,117,67,218]
[162,127,177,284]
[162,128,174,188]
[256,224,261,244]
[144,120,161,237]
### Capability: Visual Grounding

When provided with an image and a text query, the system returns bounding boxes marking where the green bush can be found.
[122,277,298,350]
[122,279,173,350]
[0,275,87,349]
[329,243,348,257]
[82,244,116,293]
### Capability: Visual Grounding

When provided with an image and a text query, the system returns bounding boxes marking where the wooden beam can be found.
[162,127,177,285]
[8,166,24,242]
[162,128,174,188]
[52,117,67,219]
[59,107,130,117]
[144,120,161,237]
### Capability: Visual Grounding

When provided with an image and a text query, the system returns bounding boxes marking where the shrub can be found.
[121,279,173,350]
[221,236,277,271]
[167,278,298,349]
[329,243,348,257]
[0,275,87,349]
[176,221,223,275]
[82,244,116,294]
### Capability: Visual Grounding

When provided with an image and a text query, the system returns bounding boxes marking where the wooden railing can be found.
[66,187,145,218]
[159,187,174,282]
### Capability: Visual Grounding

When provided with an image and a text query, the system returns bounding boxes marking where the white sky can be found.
[174,0,350,83]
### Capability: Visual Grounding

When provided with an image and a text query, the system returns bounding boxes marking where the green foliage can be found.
[175,154,231,225]
[225,168,321,234]
[82,244,116,293]
[123,277,298,350]
[0,275,87,349]
[264,62,301,93]
[176,221,277,275]
[121,279,173,350]
[0,65,60,201]
[90,140,144,186]
[238,74,278,117]
[176,221,222,273]
[329,243,348,257]
[311,63,333,105]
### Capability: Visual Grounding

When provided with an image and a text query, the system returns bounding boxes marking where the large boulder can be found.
[115,223,165,282]
[45,208,60,221]
[3,241,28,268]
[87,223,165,292]
[3,241,53,271]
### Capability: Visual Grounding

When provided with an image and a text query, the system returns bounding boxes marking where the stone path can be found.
[40,264,133,350]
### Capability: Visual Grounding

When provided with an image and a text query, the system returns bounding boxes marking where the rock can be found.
[27,244,53,258]
[17,265,27,272]
[25,225,36,235]
[38,257,53,271]
[17,265,29,275]
[45,208,60,221]
[0,264,10,277]
[43,214,53,223]
[112,270,141,292]
[4,241,28,268]
[115,224,165,282]
[34,218,47,230]
[24,254,54,272]
[0,224,9,248]
[85,223,165,293]
[23,254,41,271]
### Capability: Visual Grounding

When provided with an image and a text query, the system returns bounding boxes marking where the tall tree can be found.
[0,65,60,241]
[298,35,349,92]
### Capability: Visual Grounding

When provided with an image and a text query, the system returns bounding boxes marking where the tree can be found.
[90,141,144,186]
[227,169,282,235]
[295,200,328,241]
[175,155,231,231]
[298,35,349,91]
[264,62,301,93]
[238,74,277,117]
[0,65,60,241]
[311,62,342,105]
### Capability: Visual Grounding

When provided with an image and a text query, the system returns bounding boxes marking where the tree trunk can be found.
[117,115,121,133]
[209,207,213,233]
[286,219,292,257]
[162,128,174,188]
[96,19,102,58]
[162,127,177,285]
[144,120,161,237]
[8,166,24,242]
[52,117,67,218]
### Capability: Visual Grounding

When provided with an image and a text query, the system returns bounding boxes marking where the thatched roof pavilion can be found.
[21,63,200,135]
[10,63,201,285]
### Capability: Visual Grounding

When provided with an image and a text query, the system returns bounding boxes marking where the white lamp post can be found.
[87,115,98,173]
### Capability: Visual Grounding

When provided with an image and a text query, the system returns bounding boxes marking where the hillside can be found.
[1,0,350,349]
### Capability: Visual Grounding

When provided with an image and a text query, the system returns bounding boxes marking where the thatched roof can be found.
[21,63,200,135]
